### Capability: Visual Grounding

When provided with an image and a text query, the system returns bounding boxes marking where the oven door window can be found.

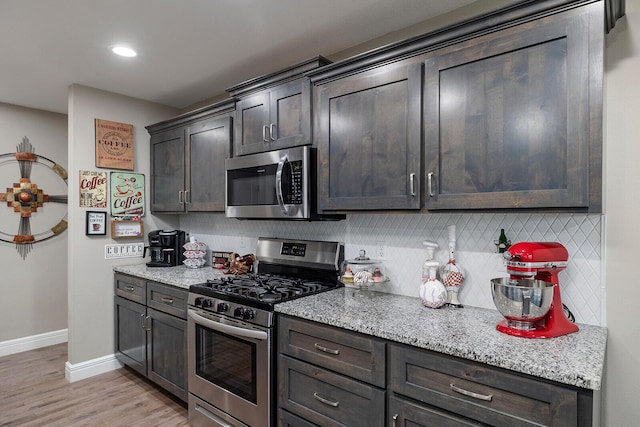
[195,324,257,404]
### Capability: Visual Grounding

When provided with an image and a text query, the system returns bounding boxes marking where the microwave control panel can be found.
[286,160,303,204]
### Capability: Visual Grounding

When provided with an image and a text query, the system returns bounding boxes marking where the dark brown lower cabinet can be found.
[388,343,593,427]
[278,315,595,427]
[114,274,188,402]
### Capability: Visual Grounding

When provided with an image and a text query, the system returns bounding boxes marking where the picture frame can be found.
[95,119,134,170]
[86,211,107,235]
[110,172,145,217]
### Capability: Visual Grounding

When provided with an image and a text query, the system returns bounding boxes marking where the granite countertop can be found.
[113,263,226,289]
[275,287,607,391]
[114,265,606,390]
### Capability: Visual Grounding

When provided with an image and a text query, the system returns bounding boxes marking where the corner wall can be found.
[67,85,179,365]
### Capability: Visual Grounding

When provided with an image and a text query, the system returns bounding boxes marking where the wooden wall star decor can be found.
[0,137,68,259]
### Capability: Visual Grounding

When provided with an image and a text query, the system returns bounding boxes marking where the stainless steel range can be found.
[187,237,344,427]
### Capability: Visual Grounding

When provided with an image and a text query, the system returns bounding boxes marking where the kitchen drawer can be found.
[388,394,483,427]
[278,409,318,427]
[114,273,146,304]
[388,343,578,426]
[146,282,187,319]
[279,355,385,427]
[278,314,385,387]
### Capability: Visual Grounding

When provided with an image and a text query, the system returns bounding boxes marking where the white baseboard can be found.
[0,329,68,357]
[65,353,123,383]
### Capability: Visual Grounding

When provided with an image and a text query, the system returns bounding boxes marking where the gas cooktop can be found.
[190,273,337,307]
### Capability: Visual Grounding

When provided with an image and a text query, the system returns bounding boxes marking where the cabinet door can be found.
[235,92,270,156]
[147,307,187,401]
[114,296,147,376]
[269,78,311,150]
[150,127,186,213]
[186,115,232,211]
[316,60,422,210]
[388,395,483,427]
[424,4,598,210]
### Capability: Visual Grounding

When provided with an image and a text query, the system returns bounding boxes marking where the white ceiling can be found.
[0,0,477,115]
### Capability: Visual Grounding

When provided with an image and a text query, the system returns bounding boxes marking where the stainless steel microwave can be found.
[225,146,344,220]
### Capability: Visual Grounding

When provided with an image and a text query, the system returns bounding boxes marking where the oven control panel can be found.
[281,242,306,257]
[189,294,273,328]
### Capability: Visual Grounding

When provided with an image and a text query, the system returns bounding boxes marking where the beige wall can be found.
[603,3,639,425]
[66,85,179,364]
[0,103,68,343]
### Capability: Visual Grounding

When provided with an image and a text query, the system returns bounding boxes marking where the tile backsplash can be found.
[180,212,603,326]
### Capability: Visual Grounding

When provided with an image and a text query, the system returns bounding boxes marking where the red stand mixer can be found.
[493,242,579,338]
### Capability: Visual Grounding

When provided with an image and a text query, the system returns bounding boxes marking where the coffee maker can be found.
[144,229,186,267]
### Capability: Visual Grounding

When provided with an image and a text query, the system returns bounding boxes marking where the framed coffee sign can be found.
[95,119,134,170]
[86,211,107,235]
[110,172,145,217]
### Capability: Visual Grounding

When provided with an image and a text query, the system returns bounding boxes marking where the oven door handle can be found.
[188,310,268,341]
[275,154,291,216]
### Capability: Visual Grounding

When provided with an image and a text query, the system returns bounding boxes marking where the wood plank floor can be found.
[0,343,189,426]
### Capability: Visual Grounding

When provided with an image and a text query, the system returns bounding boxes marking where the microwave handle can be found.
[275,154,290,216]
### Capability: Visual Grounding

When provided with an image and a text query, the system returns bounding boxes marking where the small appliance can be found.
[491,241,578,338]
[144,229,186,267]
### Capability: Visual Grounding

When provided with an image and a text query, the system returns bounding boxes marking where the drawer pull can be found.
[314,343,340,355]
[450,383,493,401]
[124,286,135,292]
[313,392,339,407]
[161,297,174,305]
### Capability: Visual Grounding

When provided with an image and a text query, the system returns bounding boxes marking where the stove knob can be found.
[194,297,204,307]
[202,298,213,308]
[243,308,255,320]
[233,306,245,318]
[216,302,229,313]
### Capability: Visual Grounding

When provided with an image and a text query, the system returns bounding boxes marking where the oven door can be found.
[187,307,272,427]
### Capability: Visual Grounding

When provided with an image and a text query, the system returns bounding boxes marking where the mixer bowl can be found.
[491,278,554,323]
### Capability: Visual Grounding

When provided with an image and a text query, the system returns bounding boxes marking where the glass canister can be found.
[340,249,387,289]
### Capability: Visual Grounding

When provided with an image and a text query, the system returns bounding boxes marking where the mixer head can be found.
[504,242,568,282]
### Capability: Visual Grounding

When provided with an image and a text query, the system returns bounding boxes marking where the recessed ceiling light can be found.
[111,45,137,58]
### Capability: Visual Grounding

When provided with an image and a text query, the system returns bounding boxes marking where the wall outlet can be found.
[376,241,386,259]
[239,232,246,249]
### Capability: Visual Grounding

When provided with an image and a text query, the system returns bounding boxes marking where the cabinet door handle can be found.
[140,313,146,329]
[314,342,340,355]
[124,285,135,292]
[450,383,493,401]
[184,190,190,205]
[392,414,398,427]
[269,123,277,141]
[161,297,174,305]
[410,173,416,197]
[145,315,151,331]
[178,190,184,204]
[427,172,434,197]
[262,125,269,143]
[313,392,339,407]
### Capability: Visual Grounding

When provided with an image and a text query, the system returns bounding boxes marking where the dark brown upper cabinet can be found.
[147,100,234,213]
[227,56,330,156]
[313,60,423,211]
[423,2,604,211]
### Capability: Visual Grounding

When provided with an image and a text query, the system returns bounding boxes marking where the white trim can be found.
[65,353,123,383]
[0,329,68,357]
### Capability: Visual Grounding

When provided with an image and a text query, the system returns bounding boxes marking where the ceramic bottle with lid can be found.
[419,241,447,308]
